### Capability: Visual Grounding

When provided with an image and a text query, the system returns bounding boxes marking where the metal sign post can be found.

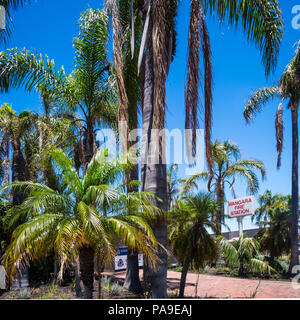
[237,217,243,236]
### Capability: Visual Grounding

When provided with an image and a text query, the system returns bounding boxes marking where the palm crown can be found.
[0,8,118,168]
[1,148,160,284]
[183,140,266,198]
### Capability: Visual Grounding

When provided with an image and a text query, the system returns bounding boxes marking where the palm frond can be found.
[202,0,283,76]
[0,48,67,95]
[244,86,280,122]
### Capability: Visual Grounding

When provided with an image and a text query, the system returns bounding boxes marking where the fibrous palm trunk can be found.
[124,162,143,294]
[289,98,299,274]
[215,179,224,266]
[79,245,95,299]
[141,26,168,298]
[11,142,29,289]
[179,260,190,298]
[83,121,96,167]
[12,145,27,208]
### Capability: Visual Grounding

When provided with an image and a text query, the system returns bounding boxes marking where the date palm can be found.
[0,8,117,170]
[0,103,36,206]
[217,234,276,277]
[1,148,160,299]
[183,140,266,232]
[108,0,283,298]
[252,190,289,223]
[244,43,300,274]
[168,192,220,297]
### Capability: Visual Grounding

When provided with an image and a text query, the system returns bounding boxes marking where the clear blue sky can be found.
[1,0,299,232]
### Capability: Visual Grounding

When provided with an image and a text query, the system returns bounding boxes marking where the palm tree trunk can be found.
[124,249,143,294]
[83,121,96,167]
[124,144,143,294]
[179,260,190,298]
[289,98,299,274]
[12,145,26,208]
[11,143,29,289]
[74,261,82,298]
[97,259,103,299]
[141,18,168,299]
[79,245,95,299]
[215,181,224,266]
[1,138,10,186]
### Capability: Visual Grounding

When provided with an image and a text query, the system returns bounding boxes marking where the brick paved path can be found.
[103,270,300,299]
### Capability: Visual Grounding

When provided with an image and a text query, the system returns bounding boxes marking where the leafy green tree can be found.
[253,190,292,259]
[217,235,276,277]
[255,211,291,260]
[244,43,300,273]
[253,190,289,223]
[0,8,117,170]
[168,192,220,297]
[1,148,159,299]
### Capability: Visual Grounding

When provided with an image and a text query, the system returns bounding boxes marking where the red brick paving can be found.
[103,270,300,299]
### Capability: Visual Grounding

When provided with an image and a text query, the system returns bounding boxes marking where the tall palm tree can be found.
[109,0,283,298]
[0,104,36,206]
[0,0,31,44]
[0,8,117,170]
[1,148,160,298]
[244,43,300,274]
[183,140,266,233]
[168,192,220,297]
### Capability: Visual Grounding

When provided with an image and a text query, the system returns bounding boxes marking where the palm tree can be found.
[255,210,291,260]
[1,148,160,298]
[244,43,300,274]
[217,234,276,277]
[253,190,289,223]
[0,104,36,206]
[253,190,293,259]
[0,8,117,170]
[168,192,220,297]
[108,0,283,298]
[0,0,31,44]
[183,140,266,233]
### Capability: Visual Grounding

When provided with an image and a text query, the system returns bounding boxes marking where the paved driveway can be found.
[103,270,300,299]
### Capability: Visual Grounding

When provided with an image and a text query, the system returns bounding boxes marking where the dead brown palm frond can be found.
[152,0,168,155]
[199,7,213,174]
[185,0,201,164]
[275,100,284,168]
[185,0,213,173]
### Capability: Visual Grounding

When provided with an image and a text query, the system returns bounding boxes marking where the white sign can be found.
[114,253,144,271]
[227,196,255,218]
[115,255,127,271]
